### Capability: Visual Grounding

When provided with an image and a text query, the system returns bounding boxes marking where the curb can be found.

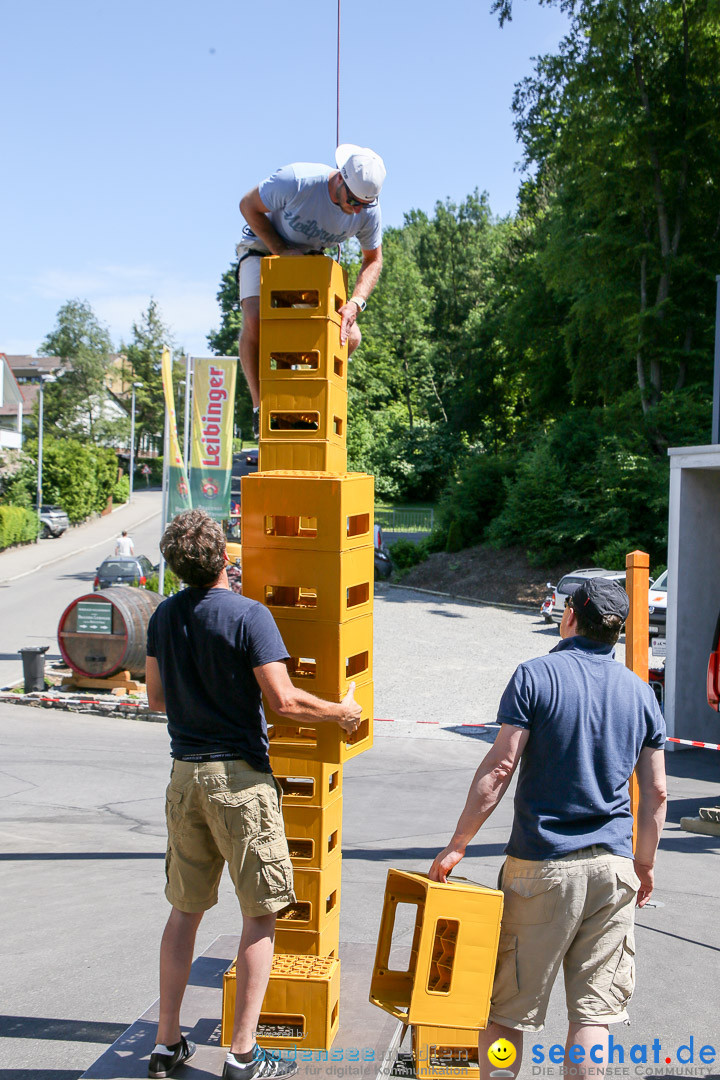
[0,507,161,585]
[0,690,167,723]
[379,582,539,615]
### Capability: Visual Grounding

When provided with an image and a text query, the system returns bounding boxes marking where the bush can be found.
[113,474,130,504]
[0,506,40,549]
[388,537,430,572]
[435,451,517,551]
[146,568,182,596]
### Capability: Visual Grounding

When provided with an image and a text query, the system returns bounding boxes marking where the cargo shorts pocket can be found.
[503,875,562,925]
[615,864,641,895]
[251,836,294,900]
[165,787,184,828]
[491,932,519,1005]
[206,785,262,838]
[608,934,635,1007]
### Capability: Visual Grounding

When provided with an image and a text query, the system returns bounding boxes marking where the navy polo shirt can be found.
[498,636,665,860]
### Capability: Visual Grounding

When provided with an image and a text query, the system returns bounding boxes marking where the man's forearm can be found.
[449,761,516,851]
[634,789,667,867]
[351,254,383,303]
[270,686,352,725]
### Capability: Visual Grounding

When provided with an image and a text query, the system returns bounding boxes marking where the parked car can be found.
[374,545,393,581]
[94,555,155,590]
[38,505,69,538]
[648,569,667,640]
[245,449,259,466]
[546,567,627,625]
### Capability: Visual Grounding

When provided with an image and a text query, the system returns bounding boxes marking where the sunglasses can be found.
[342,180,377,209]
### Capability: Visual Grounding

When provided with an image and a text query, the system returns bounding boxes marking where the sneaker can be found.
[148,1036,196,1078]
[223,1044,298,1080]
[252,408,260,439]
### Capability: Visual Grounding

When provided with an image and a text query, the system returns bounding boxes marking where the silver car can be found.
[546,568,627,625]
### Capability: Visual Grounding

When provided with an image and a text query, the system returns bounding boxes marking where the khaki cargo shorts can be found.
[164,758,295,917]
[489,846,640,1032]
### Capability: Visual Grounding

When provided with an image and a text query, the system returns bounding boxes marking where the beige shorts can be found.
[489,847,640,1032]
[238,255,262,301]
[164,758,295,917]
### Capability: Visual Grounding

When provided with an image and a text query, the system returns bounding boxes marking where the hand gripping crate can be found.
[259,381,347,446]
[241,472,374,553]
[259,318,348,388]
[272,613,373,696]
[412,1026,479,1079]
[260,254,347,325]
[275,909,340,958]
[258,440,347,473]
[266,681,374,764]
[242,547,373,625]
[369,870,504,1029]
[283,796,343,870]
[272,755,342,807]
[222,954,341,1049]
[277,857,342,934]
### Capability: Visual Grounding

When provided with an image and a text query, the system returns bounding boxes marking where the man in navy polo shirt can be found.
[429,578,667,1080]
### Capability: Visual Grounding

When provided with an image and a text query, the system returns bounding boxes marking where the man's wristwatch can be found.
[349,296,366,312]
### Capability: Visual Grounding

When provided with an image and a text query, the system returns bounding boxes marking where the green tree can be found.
[39,299,114,441]
[122,299,174,454]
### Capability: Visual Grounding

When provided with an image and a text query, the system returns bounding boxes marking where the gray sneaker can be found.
[223,1045,298,1080]
[148,1036,196,1078]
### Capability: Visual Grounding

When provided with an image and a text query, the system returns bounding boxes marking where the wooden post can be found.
[625,550,650,848]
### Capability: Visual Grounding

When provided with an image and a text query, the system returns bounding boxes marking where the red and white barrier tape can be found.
[667,737,720,751]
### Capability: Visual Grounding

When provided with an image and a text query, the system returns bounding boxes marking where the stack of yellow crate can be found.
[231,255,374,1051]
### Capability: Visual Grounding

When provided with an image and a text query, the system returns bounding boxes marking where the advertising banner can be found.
[190,357,237,521]
[160,346,191,519]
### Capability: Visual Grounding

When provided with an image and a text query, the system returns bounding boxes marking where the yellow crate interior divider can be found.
[277,856,342,932]
[259,255,347,325]
[241,472,374,553]
[266,681,374,764]
[369,870,504,1029]
[271,613,373,696]
[412,1026,480,1079]
[258,440,348,474]
[260,381,347,445]
[275,909,341,959]
[272,756,342,807]
[222,954,341,1049]
[241,546,374,625]
[259,318,348,388]
[283,796,343,870]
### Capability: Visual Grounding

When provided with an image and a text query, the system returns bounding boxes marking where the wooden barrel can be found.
[57,587,163,679]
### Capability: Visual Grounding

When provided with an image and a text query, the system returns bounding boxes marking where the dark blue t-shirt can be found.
[497,636,666,860]
[146,587,289,771]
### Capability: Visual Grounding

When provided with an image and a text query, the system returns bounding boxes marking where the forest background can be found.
[5,0,720,574]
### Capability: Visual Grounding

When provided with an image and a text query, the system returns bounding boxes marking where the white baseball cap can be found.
[335,143,386,201]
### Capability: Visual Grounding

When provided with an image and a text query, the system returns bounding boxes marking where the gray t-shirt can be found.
[497,636,666,860]
[237,162,382,257]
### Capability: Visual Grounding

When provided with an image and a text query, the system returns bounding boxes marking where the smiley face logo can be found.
[488,1039,516,1070]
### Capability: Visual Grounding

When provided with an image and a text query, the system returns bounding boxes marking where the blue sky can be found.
[1,0,568,358]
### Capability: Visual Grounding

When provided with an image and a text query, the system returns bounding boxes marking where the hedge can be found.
[0,506,39,550]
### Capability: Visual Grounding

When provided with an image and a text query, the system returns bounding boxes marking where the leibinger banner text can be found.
[190,357,237,522]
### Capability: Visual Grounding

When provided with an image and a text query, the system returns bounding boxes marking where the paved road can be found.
[0,490,162,688]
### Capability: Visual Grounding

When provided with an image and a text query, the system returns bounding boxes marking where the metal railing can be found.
[375,507,434,534]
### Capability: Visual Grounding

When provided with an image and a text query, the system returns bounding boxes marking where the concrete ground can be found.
[0,586,718,1079]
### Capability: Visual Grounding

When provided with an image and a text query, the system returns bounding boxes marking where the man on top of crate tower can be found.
[145,509,362,1080]
[237,144,385,436]
[429,577,667,1080]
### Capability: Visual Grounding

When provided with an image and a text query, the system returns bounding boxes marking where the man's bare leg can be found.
[348,322,361,356]
[156,907,204,1046]
[566,1023,609,1080]
[239,296,261,409]
[479,1022,523,1080]
[230,912,277,1055]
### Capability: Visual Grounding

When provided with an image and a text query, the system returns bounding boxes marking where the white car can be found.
[648,569,667,640]
[546,568,627,625]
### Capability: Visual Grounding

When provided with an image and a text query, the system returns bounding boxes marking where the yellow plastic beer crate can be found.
[258,440,347,474]
[272,756,342,807]
[259,318,348,388]
[275,910,340,958]
[241,472,374,553]
[283,797,343,870]
[277,857,342,933]
[369,870,504,1029]
[259,381,347,446]
[413,1026,479,1078]
[266,681,374,763]
[242,547,373,625]
[222,954,341,1049]
[272,613,373,696]
[260,254,347,325]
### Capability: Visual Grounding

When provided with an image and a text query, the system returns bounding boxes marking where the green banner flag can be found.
[160,347,191,519]
[190,357,237,522]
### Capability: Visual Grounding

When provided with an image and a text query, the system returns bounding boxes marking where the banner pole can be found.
[159,409,169,596]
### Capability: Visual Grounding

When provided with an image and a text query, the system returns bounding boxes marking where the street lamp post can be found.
[129,381,143,501]
[36,374,55,518]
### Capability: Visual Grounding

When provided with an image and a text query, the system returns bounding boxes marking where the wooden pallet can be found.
[61,670,146,695]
